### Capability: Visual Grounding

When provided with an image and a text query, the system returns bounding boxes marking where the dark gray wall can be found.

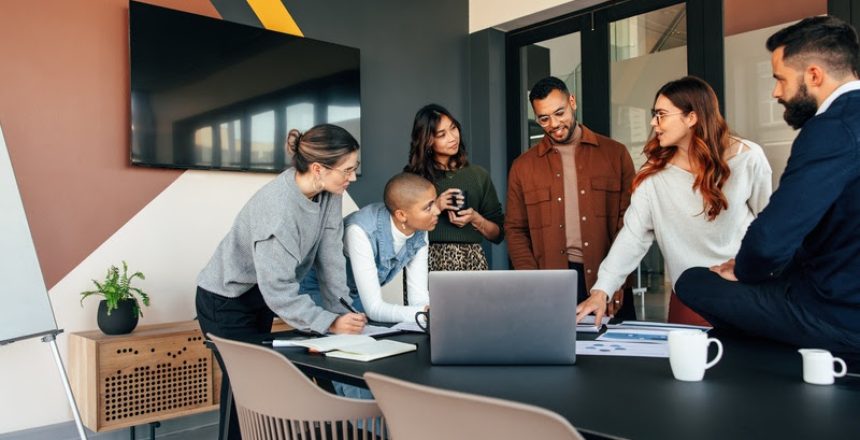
[829,0,860,36]
[469,28,509,269]
[282,0,470,206]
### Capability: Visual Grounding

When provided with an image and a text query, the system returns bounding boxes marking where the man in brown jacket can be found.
[506,76,636,318]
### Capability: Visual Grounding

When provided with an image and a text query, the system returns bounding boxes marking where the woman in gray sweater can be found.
[195,124,366,440]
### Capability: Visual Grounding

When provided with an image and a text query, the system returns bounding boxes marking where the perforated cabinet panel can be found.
[69,322,221,432]
[98,333,212,427]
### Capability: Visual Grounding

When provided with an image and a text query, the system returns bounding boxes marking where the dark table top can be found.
[244,330,860,440]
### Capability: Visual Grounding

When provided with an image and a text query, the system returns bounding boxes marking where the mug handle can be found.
[833,357,848,378]
[415,311,430,333]
[705,338,723,370]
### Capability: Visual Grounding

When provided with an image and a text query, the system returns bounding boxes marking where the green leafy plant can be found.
[80,261,150,317]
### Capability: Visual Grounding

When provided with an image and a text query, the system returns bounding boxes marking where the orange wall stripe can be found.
[245,0,303,36]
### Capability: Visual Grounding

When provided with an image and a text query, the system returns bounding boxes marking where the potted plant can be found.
[80,261,150,335]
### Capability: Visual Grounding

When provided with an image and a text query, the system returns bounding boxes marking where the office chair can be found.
[208,334,387,440]
[364,372,584,440]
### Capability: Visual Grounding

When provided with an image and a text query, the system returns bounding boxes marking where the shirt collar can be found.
[816,80,860,115]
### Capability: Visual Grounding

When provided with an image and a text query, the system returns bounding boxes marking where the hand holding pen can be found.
[329,297,367,334]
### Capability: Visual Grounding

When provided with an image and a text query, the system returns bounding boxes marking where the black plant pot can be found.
[97,299,139,335]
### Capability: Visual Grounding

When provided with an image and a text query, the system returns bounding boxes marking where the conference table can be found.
[248,329,860,440]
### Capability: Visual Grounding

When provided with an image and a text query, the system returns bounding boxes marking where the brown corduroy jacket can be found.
[505,125,635,296]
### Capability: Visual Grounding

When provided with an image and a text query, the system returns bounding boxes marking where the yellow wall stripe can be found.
[246,0,303,36]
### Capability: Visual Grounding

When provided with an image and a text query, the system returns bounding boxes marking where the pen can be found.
[339,296,359,314]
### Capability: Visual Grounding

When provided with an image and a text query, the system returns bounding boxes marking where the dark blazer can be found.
[735,88,860,332]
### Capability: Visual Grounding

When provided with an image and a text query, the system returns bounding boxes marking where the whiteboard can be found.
[0,123,58,343]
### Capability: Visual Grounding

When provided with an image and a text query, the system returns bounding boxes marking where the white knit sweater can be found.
[591,140,773,295]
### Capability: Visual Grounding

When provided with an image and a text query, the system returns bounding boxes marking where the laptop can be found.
[426,269,578,365]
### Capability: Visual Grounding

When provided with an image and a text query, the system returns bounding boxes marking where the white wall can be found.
[469,0,600,33]
[0,170,359,434]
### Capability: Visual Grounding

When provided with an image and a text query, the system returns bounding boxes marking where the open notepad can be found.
[272,335,416,362]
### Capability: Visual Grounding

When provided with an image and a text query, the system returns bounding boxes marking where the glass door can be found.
[519,32,583,150]
[609,3,687,168]
[608,3,688,318]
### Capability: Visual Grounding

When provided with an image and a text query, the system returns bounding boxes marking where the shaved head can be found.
[384,172,435,212]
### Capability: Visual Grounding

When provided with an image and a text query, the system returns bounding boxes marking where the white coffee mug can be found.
[668,330,723,382]
[798,348,847,385]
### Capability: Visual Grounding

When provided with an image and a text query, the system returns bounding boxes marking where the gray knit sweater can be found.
[197,167,350,334]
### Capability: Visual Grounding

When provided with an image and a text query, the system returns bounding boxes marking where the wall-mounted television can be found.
[129,1,361,173]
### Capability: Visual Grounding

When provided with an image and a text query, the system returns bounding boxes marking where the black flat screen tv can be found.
[129,1,361,173]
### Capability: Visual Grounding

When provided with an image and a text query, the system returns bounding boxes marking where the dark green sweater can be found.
[431,165,505,244]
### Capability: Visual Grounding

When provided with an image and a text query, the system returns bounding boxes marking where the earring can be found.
[401,222,407,230]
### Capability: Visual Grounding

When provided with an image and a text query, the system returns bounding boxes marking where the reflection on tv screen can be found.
[130,1,361,173]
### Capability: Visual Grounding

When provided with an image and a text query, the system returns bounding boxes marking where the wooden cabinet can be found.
[68,321,219,432]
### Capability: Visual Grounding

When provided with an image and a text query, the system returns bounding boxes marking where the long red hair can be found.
[632,76,732,221]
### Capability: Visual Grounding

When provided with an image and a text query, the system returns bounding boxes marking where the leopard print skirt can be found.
[428,243,489,271]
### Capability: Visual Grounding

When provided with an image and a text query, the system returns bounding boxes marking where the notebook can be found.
[427,269,578,365]
[273,334,416,362]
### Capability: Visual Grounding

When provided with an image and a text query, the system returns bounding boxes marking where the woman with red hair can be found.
[575,76,772,325]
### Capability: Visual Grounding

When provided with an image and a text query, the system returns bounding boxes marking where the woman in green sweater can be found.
[404,104,504,270]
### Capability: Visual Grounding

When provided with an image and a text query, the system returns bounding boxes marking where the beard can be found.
[549,119,578,144]
[779,83,818,130]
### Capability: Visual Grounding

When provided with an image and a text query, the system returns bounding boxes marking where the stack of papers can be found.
[360,324,402,337]
[608,320,711,331]
[578,321,710,358]
[390,321,424,333]
[597,321,710,344]
[272,334,416,362]
[576,341,669,358]
[597,328,672,343]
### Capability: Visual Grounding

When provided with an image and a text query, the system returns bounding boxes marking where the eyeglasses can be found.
[650,110,686,124]
[535,107,571,127]
[322,161,360,178]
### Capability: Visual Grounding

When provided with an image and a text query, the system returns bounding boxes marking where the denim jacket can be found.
[343,203,427,291]
[300,203,426,308]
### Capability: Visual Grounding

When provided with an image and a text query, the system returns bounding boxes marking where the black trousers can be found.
[196,285,275,440]
[569,262,636,320]
[676,267,860,355]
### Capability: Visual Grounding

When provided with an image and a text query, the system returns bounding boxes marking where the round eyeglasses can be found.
[650,110,686,124]
[322,162,360,178]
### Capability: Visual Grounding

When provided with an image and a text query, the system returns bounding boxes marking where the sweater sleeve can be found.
[313,199,352,315]
[404,243,430,309]
[591,183,656,295]
[344,225,423,323]
[746,141,773,216]
[254,236,338,334]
